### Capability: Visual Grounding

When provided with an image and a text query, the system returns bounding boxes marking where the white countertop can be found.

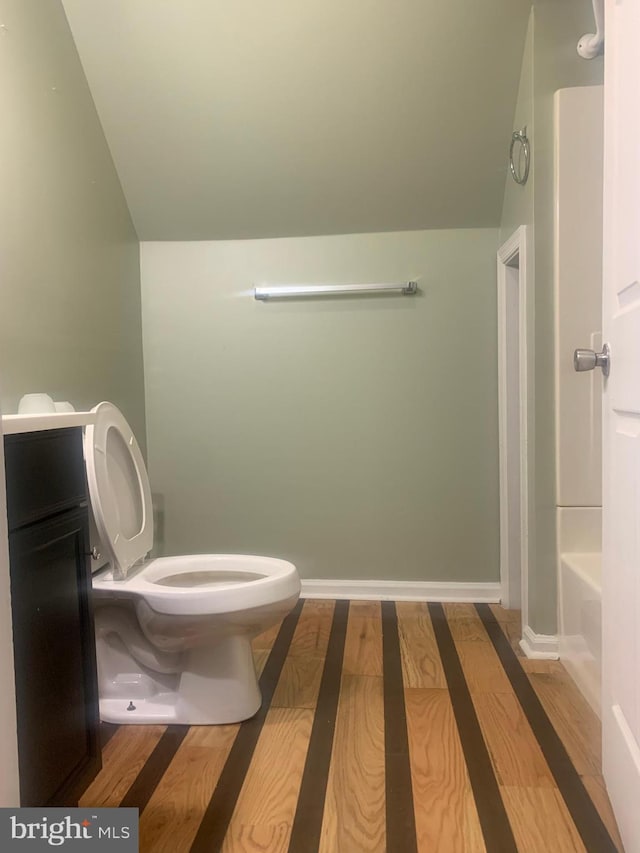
[2,411,96,435]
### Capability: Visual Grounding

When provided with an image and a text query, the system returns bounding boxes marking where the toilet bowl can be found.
[84,402,300,725]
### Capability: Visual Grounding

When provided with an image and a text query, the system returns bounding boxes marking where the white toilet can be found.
[84,401,300,725]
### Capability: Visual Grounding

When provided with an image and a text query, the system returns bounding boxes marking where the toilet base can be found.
[100,695,181,725]
[99,689,262,725]
[97,631,264,725]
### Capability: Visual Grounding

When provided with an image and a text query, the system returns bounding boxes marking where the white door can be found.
[601,0,640,848]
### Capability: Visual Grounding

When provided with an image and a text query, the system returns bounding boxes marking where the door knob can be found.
[573,343,610,377]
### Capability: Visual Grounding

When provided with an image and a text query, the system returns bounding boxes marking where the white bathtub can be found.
[558,552,602,717]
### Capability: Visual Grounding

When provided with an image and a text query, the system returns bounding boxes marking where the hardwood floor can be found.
[81,600,624,852]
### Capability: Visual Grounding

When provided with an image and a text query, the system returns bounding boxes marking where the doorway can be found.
[497,226,529,619]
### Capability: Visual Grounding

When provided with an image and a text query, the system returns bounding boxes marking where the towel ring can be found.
[509,128,530,185]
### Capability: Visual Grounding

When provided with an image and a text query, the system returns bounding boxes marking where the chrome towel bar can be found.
[254,281,418,300]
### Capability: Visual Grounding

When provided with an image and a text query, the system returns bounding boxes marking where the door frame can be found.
[497,225,529,621]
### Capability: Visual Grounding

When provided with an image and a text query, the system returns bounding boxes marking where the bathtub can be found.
[558,552,602,717]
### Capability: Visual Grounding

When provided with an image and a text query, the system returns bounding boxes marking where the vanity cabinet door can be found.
[9,506,100,806]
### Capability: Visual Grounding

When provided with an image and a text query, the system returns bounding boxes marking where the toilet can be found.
[84,401,300,725]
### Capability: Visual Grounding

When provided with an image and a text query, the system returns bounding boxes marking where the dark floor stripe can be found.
[428,602,518,852]
[476,604,617,853]
[119,724,188,812]
[381,600,418,853]
[287,599,349,853]
[190,599,304,853]
[99,722,119,749]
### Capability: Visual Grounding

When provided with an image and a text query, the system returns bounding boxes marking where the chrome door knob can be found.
[573,343,610,377]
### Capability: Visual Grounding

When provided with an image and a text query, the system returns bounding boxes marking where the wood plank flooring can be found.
[80,600,624,852]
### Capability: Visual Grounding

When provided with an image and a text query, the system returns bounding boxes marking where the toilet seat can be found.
[85,402,153,578]
[92,553,299,615]
[85,403,300,615]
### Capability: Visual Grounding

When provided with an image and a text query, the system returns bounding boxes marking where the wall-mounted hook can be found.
[577,0,604,59]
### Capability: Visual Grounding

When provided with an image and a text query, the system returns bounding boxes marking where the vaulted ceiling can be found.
[62,0,531,240]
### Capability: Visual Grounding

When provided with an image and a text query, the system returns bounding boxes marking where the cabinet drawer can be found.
[4,428,87,531]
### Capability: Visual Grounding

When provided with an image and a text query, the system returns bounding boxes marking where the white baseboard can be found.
[519,625,560,660]
[300,579,501,603]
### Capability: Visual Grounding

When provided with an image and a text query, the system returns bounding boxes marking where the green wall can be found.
[141,229,500,583]
[500,1,603,633]
[1,0,603,612]
[0,0,145,445]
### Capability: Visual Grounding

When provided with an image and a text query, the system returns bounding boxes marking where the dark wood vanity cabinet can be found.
[4,427,101,806]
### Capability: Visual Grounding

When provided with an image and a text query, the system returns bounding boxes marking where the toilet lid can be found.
[84,402,153,578]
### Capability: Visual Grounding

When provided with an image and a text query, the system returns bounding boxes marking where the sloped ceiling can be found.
[62,0,531,240]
